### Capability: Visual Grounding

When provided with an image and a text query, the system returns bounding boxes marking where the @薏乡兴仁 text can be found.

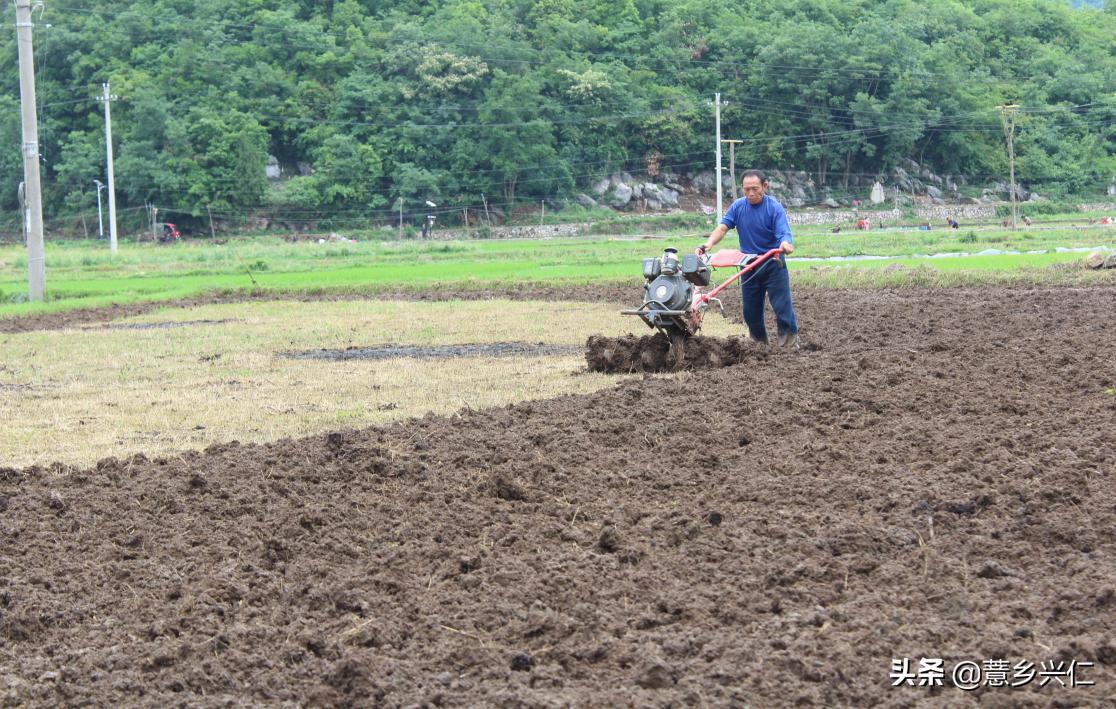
[890,658,1094,690]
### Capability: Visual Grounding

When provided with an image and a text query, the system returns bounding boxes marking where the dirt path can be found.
[2,286,1115,706]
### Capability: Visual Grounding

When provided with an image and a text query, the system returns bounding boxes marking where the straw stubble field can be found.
[0,299,739,468]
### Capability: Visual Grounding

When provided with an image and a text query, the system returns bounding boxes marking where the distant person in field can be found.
[1023,215,1032,226]
[697,169,799,348]
[856,217,870,230]
[947,217,959,229]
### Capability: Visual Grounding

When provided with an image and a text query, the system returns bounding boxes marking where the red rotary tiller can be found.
[621,247,782,368]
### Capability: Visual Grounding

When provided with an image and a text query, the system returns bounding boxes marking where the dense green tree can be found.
[0,0,1113,231]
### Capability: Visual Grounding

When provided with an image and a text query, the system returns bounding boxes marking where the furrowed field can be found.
[1,219,1114,706]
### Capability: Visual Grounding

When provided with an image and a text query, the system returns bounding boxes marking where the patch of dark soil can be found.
[287,342,580,361]
[585,332,765,373]
[2,286,1116,706]
[86,318,235,331]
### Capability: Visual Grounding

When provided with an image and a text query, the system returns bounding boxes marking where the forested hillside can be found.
[2,0,1114,230]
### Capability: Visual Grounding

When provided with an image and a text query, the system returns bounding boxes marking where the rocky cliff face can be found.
[575,159,1042,213]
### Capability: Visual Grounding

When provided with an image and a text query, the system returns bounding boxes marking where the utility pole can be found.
[396,197,403,238]
[723,139,743,201]
[18,181,27,244]
[98,82,119,254]
[714,92,723,220]
[15,0,45,301]
[481,193,491,226]
[999,103,1019,230]
[93,179,104,238]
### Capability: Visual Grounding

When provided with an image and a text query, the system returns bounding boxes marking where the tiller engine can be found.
[621,246,782,368]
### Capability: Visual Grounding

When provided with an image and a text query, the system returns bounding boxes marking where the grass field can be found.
[1,219,1114,318]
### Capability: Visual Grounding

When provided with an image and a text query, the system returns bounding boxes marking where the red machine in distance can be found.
[159,223,181,243]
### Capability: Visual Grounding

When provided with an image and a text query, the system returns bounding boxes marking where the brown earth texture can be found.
[2,285,1116,707]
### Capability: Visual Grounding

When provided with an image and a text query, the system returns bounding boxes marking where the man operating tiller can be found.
[697,169,799,348]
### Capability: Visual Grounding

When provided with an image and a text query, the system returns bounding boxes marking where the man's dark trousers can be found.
[741,256,797,343]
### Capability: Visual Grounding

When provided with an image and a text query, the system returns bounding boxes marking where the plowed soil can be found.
[585,333,815,373]
[3,286,1116,707]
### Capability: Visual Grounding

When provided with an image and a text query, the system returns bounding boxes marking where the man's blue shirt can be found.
[719,195,793,254]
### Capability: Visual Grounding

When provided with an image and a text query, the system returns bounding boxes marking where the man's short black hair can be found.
[741,169,766,184]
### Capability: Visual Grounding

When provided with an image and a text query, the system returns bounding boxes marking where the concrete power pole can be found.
[14,0,45,301]
[93,179,104,238]
[98,83,119,254]
[714,92,723,220]
[999,103,1019,230]
[723,139,743,202]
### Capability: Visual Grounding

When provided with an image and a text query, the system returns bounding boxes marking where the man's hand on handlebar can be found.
[780,241,795,255]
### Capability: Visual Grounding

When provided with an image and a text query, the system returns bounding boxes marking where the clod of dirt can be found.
[707,512,723,527]
[636,663,674,690]
[597,526,621,553]
[0,494,8,512]
[1096,643,1116,664]
[943,500,977,515]
[490,475,526,501]
[585,333,762,374]
[142,654,176,672]
[510,652,535,672]
[943,495,993,516]
[977,561,1016,579]
[47,492,66,514]
[458,556,481,574]
[1096,589,1116,609]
